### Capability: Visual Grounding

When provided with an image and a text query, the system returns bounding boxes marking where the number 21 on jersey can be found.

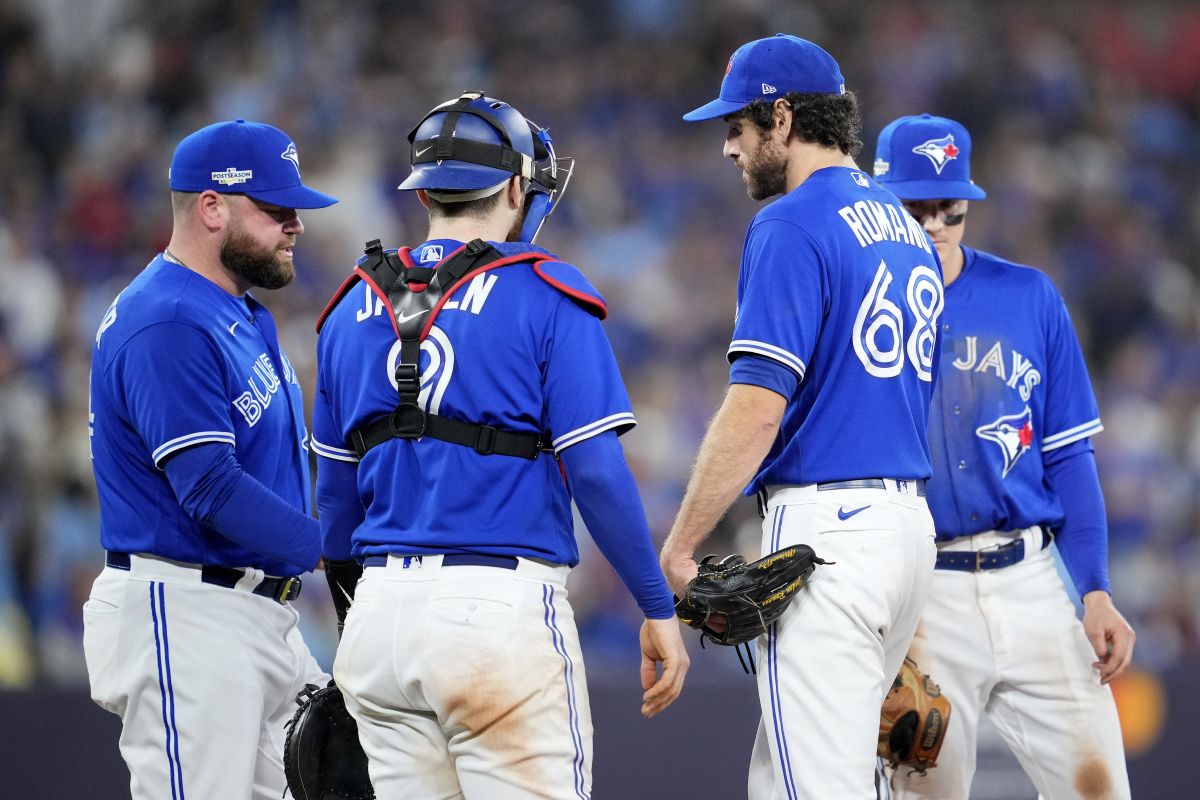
[852,260,943,381]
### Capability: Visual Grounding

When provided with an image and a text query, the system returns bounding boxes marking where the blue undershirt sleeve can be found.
[315,456,363,561]
[729,353,799,399]
[163,442,321,571]
[559,431,675,619]
[1043,439,1112,596]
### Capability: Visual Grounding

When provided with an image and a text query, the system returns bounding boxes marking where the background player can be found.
[872,114,1134,799]
[83,120,337,799]
[312,92,688,799]
[660,35,943,799]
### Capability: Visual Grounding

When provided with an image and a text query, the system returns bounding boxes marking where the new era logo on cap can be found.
[762,83,777,95]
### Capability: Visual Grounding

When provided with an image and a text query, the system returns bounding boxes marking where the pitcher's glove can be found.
[284,682,375,800]
[878,657,951,773]
[674,545,827,647]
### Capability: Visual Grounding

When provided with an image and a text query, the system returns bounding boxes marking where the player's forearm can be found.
[164,442,321,569]
[315,455,363,561]
[662,384,785,560]
[561,432,675,619]
[1044,442,1112,595]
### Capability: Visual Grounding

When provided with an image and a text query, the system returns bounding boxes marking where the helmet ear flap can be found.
[518,192,553,244]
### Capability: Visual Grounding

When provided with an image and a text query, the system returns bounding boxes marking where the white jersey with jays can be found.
[730,167,944,492]
[89,256,311,575]
[926,246,1102,540]
[312,240,635,565]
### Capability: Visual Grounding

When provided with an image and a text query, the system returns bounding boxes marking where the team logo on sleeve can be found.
[975,405,1034,478]
[912,134,960,175]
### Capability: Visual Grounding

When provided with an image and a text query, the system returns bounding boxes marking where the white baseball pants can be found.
[334,554,593,800]
[82,556,328,800]
[748,480,937,800]
[889,529,1131,800]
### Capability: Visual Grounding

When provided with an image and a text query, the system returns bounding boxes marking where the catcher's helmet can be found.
[398,91,572,243]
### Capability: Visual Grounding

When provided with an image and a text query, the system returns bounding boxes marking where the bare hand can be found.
[1082,590,1136,684]
[639,617,690,719]
[660,551,699,598]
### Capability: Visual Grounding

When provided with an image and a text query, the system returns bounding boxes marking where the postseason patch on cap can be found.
[874,158,890,177]
[211,167,254,186]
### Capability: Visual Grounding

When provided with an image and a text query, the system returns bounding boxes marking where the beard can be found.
[220,223,295,290]
[742,134,789,201]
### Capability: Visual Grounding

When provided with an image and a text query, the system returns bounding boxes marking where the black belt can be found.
[105,551,302,604]
[362,553,519,570]
[815,478,926,497]
[935,529,1052,572]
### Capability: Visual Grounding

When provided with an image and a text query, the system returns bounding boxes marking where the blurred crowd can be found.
[1,0,1198,687]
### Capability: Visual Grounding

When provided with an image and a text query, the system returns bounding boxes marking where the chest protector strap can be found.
[346,238,554,461]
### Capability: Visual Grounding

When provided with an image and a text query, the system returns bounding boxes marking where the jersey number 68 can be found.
[851,260,944,381]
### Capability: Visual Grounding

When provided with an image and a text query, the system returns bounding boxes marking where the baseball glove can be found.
[674,545,827,647]
[284,682,375,800]
[878,657,951,773]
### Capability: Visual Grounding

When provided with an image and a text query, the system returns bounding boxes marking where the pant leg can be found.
[334,568,464,800]
[258,605,330,800]
[891,569,997,800]
[748,484,935,800]
[983,549,1131,800]
[84,565,311,800]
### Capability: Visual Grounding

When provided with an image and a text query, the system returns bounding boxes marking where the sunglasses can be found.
[903,202,967,227]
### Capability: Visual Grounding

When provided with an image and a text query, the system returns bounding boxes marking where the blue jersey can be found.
[730,167,944,492]
[312,240,635,565]
[89,256,312,574]
[926,247,1102,540]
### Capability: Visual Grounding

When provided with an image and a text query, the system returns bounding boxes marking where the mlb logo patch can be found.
[852,172,869,188]
[912,134,961,175]
[401,555,424,570]
[419,244,443,263]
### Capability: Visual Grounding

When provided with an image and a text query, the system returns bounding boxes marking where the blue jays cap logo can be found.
[912,134,961,175]
[281,142,300,171]
[976,405,1034,478]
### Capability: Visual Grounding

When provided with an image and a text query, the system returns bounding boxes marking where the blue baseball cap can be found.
[683,34,845,122]
[872,114,986,201]
[168,120,338,209]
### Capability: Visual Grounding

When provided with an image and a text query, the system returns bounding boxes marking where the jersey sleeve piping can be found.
[311,437,361,463]
[1042,419,1104,451]
[552,412,637,453]
[726,339,807,379]
[152,431,236,469]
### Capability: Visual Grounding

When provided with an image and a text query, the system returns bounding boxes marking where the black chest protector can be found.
[320,239,560,460]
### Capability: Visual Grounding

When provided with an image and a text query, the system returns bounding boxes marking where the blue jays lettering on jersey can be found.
[312,240,635,565]
[926,246,1102,539]
[729,167,944,491]
[90,255,311,574]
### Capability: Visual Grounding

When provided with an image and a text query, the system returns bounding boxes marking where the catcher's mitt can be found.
[284,682,375,800]
[674,545,827,647]
[878,657,951,773]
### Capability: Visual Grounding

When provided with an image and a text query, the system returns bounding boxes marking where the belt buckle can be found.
[275,576,298,604]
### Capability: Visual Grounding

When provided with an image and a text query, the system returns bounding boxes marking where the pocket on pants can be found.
[82,595,125,715]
